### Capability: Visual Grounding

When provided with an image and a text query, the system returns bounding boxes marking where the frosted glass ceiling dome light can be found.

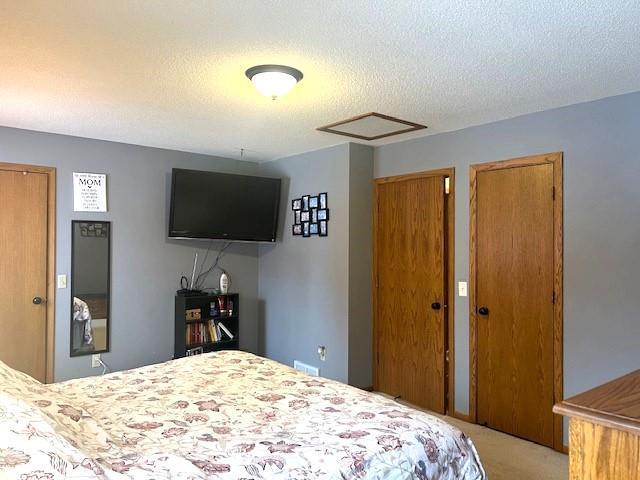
[245,65,303,100]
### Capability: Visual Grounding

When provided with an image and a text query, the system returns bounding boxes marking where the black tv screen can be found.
[169,169,281,242]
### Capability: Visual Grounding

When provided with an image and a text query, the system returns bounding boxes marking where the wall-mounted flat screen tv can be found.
[169,168,281,242]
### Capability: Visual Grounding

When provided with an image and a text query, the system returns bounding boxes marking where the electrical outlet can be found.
[91,354,101,368]
[317,345,327,361]
[57,274,67,289]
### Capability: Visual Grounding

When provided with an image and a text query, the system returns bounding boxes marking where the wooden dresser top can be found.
[553,369,640,435]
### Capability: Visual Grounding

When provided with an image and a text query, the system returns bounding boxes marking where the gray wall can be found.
[258,145,352,382]
[257,144,374,387]
[347,143,373,388]
[0,126,260,381]
[374,91,640,416]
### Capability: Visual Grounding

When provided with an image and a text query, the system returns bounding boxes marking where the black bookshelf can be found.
[174,293,239,358]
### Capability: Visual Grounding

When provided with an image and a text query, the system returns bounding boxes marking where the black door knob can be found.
[431,302,441,310]
[32,297,43,305]
[478,306,489,316]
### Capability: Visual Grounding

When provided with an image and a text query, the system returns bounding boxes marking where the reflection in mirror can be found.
[71,221,110,356]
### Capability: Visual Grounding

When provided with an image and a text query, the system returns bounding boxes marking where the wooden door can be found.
[374,174,447,413]
[0,167,52,382]
[474,159,557,446]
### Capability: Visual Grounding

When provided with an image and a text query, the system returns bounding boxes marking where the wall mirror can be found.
[70,221,110,356]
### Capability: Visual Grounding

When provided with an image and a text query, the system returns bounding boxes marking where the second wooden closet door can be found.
[475,163,555,446]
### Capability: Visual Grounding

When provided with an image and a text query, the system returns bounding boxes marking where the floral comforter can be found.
[0,351,485,479]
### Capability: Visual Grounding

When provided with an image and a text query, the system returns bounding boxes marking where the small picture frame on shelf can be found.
[186,346,204,356]
[292,224,302,235]
[301,210,310,222]
[319,220,328,237]
[310,223,319,235]
[302,195,310,211]
[302,222,310,237]
[292,198,302,210]
[317,209,329,221]
[294,210,301,224]
[309,196,319,209]
[319,192,328,209]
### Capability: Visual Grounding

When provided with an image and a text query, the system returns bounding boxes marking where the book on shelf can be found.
[186,322,204,346]
[218,321,234,340]
[207,320,217,342]
[185,319,236,347]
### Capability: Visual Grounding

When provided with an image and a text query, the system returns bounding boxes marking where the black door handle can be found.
[431,302,441,310]
[32,297,43,305]
[478,306,489,316]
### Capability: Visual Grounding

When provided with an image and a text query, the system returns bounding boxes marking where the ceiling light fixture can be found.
[245,64,303,100]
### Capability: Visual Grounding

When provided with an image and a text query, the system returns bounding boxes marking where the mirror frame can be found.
[70,220,111,357]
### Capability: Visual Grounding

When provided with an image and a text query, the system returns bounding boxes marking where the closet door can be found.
[474,160,556,446]
[374,174,447,413]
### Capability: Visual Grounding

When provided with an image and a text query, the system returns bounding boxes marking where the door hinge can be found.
[552,291,556,304]
[444,177,450,194]
[445,349,450,363]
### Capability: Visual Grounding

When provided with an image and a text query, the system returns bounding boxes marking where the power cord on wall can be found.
[195,241,231,290]
[96,357,110,376]
[194,240,214,284]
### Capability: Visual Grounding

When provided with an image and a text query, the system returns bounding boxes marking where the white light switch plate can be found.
[458,281,468,297]
[57,274,67,289]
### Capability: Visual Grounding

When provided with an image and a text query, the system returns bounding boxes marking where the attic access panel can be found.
[317,112,427,141]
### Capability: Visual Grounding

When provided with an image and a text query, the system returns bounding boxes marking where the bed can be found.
[0,351,485,479]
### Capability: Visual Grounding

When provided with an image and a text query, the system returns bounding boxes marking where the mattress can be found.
[0,351,485,479]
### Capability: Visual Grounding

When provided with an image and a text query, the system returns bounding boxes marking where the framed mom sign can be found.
[73,172,107,212]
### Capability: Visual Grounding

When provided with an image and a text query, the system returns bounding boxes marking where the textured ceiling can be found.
[1,0,639,162]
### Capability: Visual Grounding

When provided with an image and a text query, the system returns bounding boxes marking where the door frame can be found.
[372,167,455,415]
[0,162,56,383]
[469,152,563,451]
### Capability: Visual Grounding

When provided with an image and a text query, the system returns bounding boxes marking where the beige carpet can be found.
[378,395,568,479]
[439,414,568,480]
